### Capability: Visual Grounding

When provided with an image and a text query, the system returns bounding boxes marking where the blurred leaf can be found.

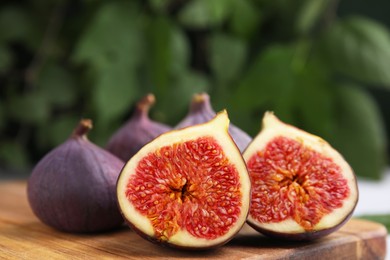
[73,1,144,122]
[329,84,387,180]
[320,16,390,87]
[7,92,50,124]
[148,0,172,13]
[210,33,247,84]
[170,25,190,74]
[93,61,138,121]
[293,59,335,137]
[229,0,261,40]
[0,140,29,169]
[147,16,172,95]
[37,64,78,107]
[73,1,143,70]
[35,115,79,150]
[178,0,232,28]
[295,0,328,35]
[0,5,39,47]
[232,45,295,115]
[0,44,12,72]
[357,215,390,232]
[154,70,210,124]
[0,103,4,131]
[49,115,80,147]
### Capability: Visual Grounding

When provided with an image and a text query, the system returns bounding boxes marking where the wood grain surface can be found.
[0,180,387,259]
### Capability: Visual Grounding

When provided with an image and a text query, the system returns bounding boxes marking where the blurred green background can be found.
[1,0,390,180]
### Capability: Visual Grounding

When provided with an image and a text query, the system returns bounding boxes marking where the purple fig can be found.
[27,119,125,233]
[106,94,172,161]
[176,93,252,152]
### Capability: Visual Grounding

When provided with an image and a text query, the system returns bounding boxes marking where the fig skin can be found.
[27,119,125,233]
[106,94,172,161]
[117,110,251,250]
[175,93,252,152]
[244,112,359,241]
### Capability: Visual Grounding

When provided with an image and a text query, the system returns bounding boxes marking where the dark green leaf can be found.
[35,115,79,150]
[210,33,247,84]
[229,0,261,39]
[148,0,171,13]
[147,16,173,96]
[232,45,295,113]
[73,2,144,122]
[0,103,4,131]
[170,26,190,74]
[319,16,390,86]
[329,84,387,180]
[296,0,328,35]
[93,61,138,121]
[37,64,78,107]
[0,44,12,72]
[73,1,144,70]
[154,70,209,124]
[7,92,50,124]
[356,215,390,232]
[48,115,80,147]
[0,141,29,169]
[293,59,335,137]
[0,6,39,47]
[178,0,232,28]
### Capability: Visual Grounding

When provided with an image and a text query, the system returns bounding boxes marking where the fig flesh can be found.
[176,93,252,152]
[106,94,172,161]
[117,111,251,249]
[243,112,358,241]
[27,119,125,233]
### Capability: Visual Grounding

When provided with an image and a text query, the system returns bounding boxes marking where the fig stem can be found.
[136,94,156,115]
[72,119,93,138]
[190,93,212,112]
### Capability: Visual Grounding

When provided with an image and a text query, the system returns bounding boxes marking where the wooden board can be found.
[0,180,387,259]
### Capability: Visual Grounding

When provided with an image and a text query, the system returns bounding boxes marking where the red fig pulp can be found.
[27,119,125,233]
[176,93,252,152]
[106,94,172,161]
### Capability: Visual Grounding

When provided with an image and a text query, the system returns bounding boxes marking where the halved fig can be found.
[117,110,251,249]
[243,112,358,241]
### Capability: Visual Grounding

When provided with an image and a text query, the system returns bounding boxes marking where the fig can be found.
[106,94,172,161]
[117,110,251,249]
[27,119,125,233]
[243,112,358,240]
[176,93,252,152]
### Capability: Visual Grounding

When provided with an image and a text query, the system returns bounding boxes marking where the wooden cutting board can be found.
[0,180,387,259]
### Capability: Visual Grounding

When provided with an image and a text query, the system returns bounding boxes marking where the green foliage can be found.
[328,85,387,179]
[0,0,390,180]
[295,0,329,34]
[210,33,247,84]
[320,16,390,86]
[178,0,232,28]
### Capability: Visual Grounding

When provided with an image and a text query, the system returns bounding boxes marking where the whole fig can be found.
[27,119,125,233]
[106,94,172,161]
[176,93,252,152]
